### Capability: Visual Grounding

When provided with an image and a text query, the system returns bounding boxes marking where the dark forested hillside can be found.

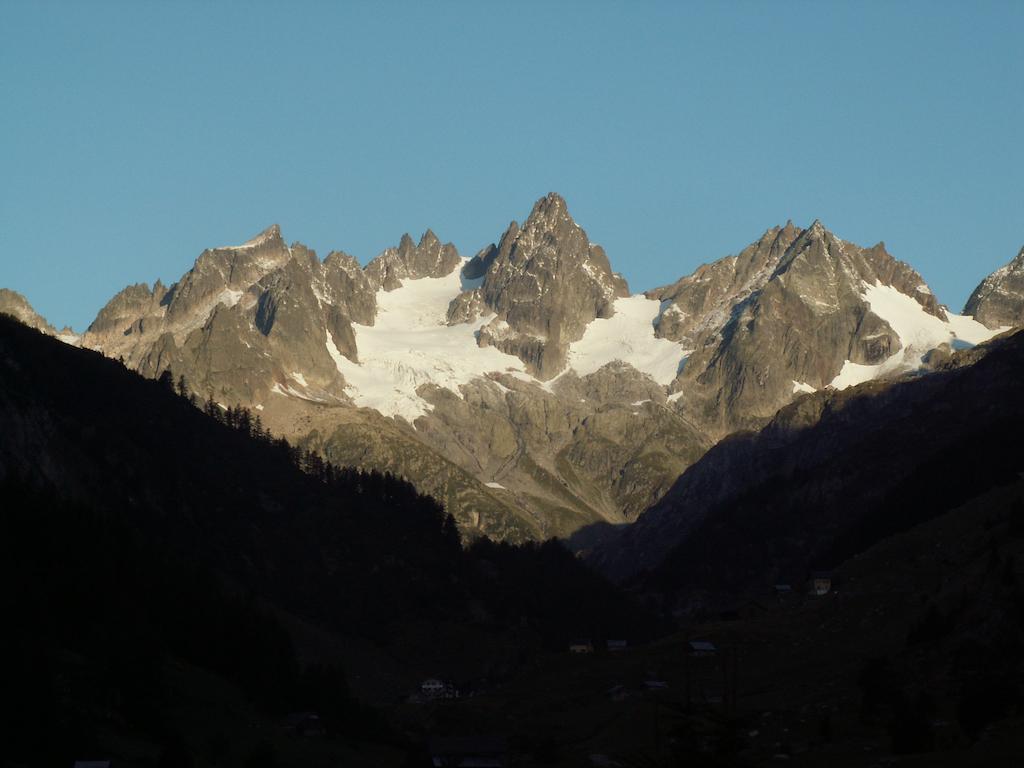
[0,314,661,767]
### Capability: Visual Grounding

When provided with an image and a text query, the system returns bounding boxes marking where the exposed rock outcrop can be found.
[0,289,58,335]
[449,193,630,378]
[964,245,1024,329]
[365,230,462,290]
[663,221,954,435]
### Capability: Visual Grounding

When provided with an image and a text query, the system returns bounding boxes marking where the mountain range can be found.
[4,198,1024,765]
[2,193,1022,552]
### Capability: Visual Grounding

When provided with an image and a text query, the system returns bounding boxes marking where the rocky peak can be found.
[365,230,462,290]
[0,289,56,335]
[238,223,283,249]
[522,191,573,232]
[450,193,629,378]
[769,221,944,317]
[773,218,842,272]
[667,221,956,435]
[87,281,168,336]
[649,222,801,346]
[964,245,1024,329]
[321,250,377,326]
[462,243,499,281]
[163,224,292,324]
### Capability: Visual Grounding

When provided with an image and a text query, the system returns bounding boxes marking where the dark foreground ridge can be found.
[4,311,1024,766]
[0,314,659,767]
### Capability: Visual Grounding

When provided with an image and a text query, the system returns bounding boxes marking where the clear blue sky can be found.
[2,0,1021,331]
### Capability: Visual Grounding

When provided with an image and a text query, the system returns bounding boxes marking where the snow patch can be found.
[792,381,816,394]
[326,262,529,423]
[864,282,1004,348]
[485,482,506,490]
[567,296,690,386]
[945,312,1009,345]
[829,358,908,390]
[828,282,1005,390]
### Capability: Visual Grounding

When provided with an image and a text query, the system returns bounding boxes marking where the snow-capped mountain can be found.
[653,219,1000,435]
[3,195,1016,541]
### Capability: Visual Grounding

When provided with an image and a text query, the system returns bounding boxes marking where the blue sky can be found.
[2,0,1021,331]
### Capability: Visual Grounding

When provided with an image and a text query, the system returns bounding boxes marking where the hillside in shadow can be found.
[0,314,661,766]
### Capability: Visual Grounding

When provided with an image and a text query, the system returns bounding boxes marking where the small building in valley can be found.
[810,571,833,596]
[569,639,594,654]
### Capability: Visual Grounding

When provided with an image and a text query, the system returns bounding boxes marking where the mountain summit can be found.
[449,192,630,377]
[0,289,57,335]
[653,219,984,434]
[5,195,1015,542]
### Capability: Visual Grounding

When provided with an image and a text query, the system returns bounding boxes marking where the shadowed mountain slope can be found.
[586,329,1024,593]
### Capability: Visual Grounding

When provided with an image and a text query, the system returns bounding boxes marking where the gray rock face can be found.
[87,281,168,337]
[0,289,57,335]
[322,250,377,326]
[449,193,630,378]
[964,246,1024,329]
[660,221,947,435]
[164,224,292,324]
[82,225,356,404]
[364,230,462,290]
[406,362,710,533]
[648,222,802,347]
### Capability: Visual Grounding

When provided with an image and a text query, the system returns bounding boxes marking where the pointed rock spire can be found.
[461,193,629,378]
[364,228,461,290]
[238,223,283,249]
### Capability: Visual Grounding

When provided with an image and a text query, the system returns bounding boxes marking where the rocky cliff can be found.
[964,245,1024,329]
[448,193,630,378]
[656,220,975,436]
[0,288,58,335]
